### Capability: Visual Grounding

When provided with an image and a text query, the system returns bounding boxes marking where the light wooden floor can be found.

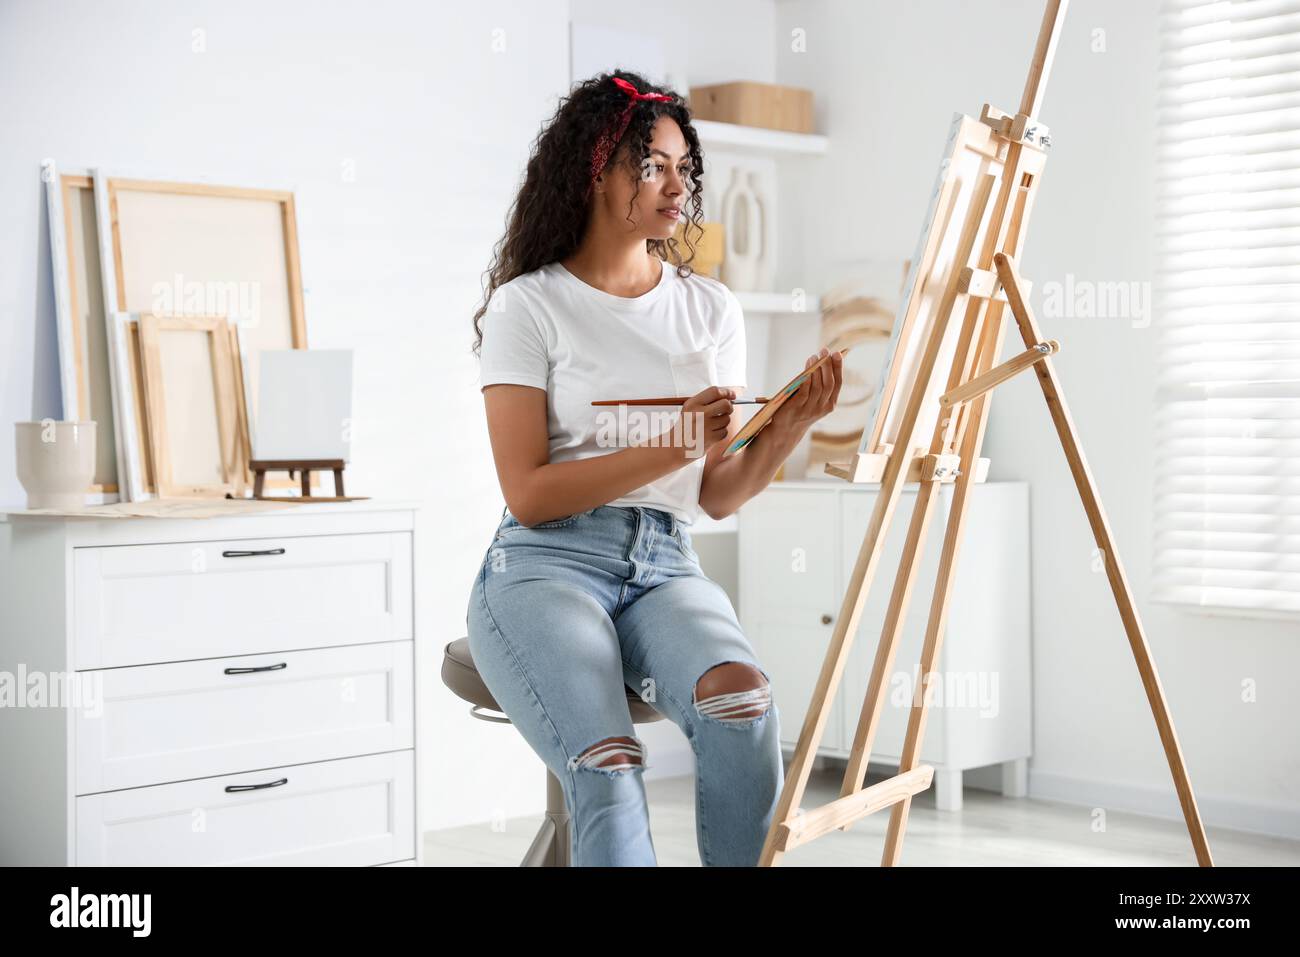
[424,763,1300,866]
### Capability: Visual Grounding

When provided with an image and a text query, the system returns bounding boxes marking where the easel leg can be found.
[757,455,913,866]
[838,480,942,812]
[880,329,1004,865]
[994,253,1214,866]
[840,287,996,817]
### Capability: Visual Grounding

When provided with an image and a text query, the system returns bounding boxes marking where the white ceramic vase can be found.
[720,166,761,291]
[14,420,96,509]
[749,170,776,292]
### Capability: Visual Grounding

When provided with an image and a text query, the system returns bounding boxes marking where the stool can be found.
[441,636,665,866]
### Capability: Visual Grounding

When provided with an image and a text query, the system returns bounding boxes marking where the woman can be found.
[467,69,843,866]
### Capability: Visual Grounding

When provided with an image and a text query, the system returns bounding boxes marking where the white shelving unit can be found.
[695,119,828,317]
[688,115,831,534]
[734,291,821,315]
[693,118,829,157]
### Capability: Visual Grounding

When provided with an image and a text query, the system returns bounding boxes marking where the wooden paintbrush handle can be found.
[591,397,770,406]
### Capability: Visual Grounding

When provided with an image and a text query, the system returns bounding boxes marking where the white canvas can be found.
[859,114,1000,460]
[253,350,353,462]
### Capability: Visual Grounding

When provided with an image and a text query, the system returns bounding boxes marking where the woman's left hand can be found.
[769,348,844,437]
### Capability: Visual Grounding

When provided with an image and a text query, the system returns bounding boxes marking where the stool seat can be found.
[442,637,664,725]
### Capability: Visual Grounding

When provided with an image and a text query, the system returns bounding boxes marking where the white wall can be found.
[571,0,774,85]
[774,0,1298,838]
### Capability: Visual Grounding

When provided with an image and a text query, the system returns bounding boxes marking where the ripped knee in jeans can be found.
[567,735,646,775]
[693,661,772,727]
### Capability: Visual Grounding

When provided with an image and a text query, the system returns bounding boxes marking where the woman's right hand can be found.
[672,386,736,461]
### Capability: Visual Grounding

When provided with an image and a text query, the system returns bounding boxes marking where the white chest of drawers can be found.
[0,500,422,866]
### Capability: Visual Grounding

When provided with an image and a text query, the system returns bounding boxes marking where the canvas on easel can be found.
[759,0,1214,868]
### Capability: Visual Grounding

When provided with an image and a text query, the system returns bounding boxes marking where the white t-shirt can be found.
[477,256,747,526]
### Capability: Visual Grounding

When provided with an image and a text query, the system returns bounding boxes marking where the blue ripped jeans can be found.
[466,504,783,866]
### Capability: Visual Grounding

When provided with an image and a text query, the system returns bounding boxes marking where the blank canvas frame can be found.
[95,172,310,495]
[840,113,1045,484]
[137,314,246,498]
[105,311,153,502]
[44,165,118,499]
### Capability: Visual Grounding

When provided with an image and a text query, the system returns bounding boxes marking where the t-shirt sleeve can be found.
[477,291,549,392]
[715,287,748,390]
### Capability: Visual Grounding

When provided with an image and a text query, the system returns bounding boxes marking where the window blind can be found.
[1154,0,1300,616]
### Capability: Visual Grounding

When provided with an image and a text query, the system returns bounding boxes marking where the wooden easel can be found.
[759,0,1213,867]
[243,458,370,503]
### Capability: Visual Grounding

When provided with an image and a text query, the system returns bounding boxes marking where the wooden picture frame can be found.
[225,320,254,493]
[106,312,250,501]
[93,170,309,495]
[136,314,247,498]
[43,164,118,500]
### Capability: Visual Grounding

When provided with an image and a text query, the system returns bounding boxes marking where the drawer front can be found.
[76,750,415,866]
[76,641,414,794]
[74,531,412,669]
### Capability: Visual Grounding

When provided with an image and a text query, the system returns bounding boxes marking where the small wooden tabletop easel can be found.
[760,0,1213,867]
[245,459,370,502]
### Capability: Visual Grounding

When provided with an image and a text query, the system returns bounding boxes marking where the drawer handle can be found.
[222,547,286,558]
[225,777,289,793]
[224,662,288,675]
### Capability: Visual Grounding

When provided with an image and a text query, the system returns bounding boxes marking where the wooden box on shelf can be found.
[688,81,814,134]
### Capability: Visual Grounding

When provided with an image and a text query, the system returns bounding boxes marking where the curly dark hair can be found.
[471,69,706,356]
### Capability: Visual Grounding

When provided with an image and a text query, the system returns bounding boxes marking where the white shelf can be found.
[734,291,821,315]
[694,119,828,156]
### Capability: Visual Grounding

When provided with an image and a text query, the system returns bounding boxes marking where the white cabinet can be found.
[738,482,1031,810]
[739,489,844,758]
[0,500,422,866]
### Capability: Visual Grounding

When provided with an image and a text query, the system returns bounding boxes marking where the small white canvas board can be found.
[252,350,353,462]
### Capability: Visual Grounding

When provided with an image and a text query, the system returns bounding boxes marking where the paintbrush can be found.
[591,347,848,407]
[591,396,771,406]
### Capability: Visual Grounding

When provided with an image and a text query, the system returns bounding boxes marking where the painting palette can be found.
[723,348,849,458]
